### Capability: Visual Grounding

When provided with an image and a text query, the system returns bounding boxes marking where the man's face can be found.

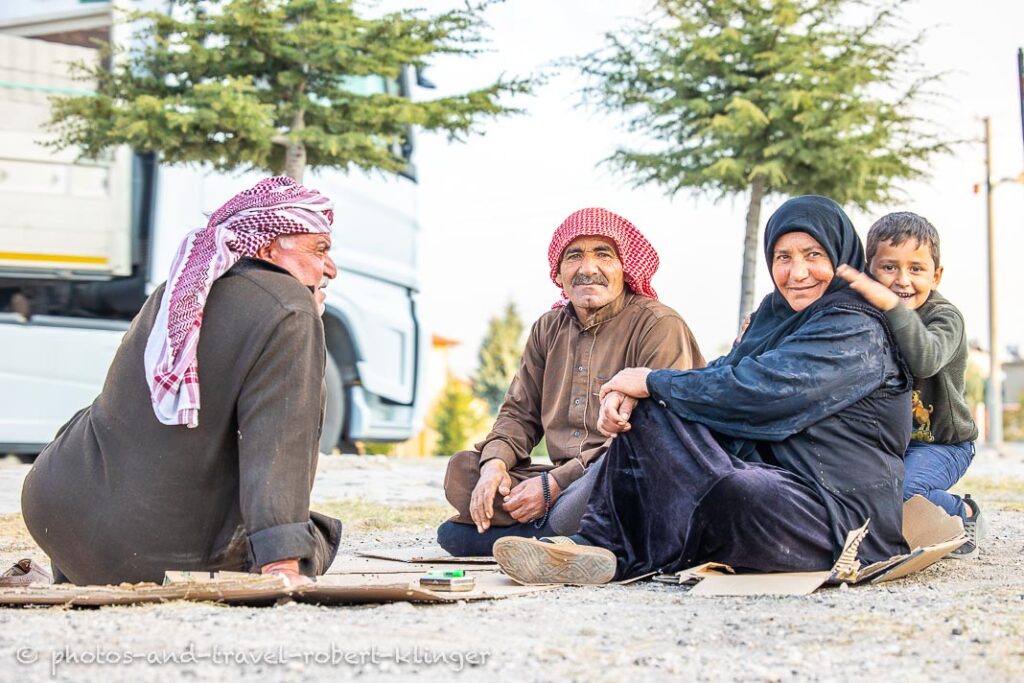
[869,239,942,311]
[555,236,625,321]
[259,233,337,314]
[771,231,834,312]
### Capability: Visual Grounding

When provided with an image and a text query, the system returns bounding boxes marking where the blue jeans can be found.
[902,441,975,519]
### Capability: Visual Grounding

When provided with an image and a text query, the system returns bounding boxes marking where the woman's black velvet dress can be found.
[578,197,913,580]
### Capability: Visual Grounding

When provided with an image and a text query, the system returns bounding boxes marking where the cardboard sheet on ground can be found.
[654,496,966,596]
[0,567,550,608]
[330,554,497,575]
[354,546,494,564]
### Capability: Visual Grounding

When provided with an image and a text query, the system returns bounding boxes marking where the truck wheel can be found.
[319,352,345,454]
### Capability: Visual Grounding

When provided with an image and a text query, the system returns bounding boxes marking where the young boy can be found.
[837,211,983,559]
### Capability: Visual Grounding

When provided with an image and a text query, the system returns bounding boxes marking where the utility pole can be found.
[982,51,1024,450]
[982,117,1002,449]
[1018,48,1023,151]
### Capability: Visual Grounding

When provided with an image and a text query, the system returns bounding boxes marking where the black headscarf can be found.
[721,195,865,366]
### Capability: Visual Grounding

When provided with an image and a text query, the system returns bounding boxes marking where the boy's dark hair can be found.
[866,211,941,268]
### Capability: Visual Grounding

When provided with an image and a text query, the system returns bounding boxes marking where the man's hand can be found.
[261,558,311,586]
[502,475,562,523]
[836,265,900,311]
[470,459,513,532]
[599,367,653,401]
[598,390,638,437]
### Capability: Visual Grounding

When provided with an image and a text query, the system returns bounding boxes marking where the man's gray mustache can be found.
[572,275,609,286]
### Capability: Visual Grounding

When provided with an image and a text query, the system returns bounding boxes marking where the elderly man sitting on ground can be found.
[22,177,342,586]
[437,207,704,556]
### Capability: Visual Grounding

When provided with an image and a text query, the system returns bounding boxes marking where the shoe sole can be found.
[947,509,986,560]
[947,545,978,560]
[492,537,617,585]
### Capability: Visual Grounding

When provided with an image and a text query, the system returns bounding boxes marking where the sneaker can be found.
[948,494,985,560]
[492,536,617,585]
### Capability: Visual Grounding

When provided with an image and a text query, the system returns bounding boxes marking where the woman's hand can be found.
[599,367,652,401]
[836,265,900,311]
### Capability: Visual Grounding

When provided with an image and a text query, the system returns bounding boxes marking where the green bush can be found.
[433,376,488,456]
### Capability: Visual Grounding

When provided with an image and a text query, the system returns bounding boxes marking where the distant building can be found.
[1003,359,1024,409]
[965,341,1024,442]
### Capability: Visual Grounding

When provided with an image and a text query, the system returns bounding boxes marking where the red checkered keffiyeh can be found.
[547,207,660,308]
[144,176,334,428]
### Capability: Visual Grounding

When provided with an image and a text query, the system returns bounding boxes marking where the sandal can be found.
[0,559,53,587]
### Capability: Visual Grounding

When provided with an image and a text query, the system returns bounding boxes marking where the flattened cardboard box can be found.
[0,546,546,607]
[0,571,554,607]
[330,554,497,576]
[354,546,494,565]
[654,495,966,596]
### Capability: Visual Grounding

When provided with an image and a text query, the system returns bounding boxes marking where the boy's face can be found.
[869,239,943,310]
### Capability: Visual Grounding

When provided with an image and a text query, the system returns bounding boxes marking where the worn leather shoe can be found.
[493,536,616,585]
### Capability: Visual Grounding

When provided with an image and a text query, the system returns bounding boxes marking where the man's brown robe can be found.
[445,292,704,526]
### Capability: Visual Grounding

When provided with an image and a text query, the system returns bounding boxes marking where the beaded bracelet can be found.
[534,471,552,529]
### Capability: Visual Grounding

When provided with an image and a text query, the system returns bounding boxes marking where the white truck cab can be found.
[0,2,427,455]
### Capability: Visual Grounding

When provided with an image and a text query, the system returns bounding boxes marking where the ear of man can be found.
[256,235,294,260]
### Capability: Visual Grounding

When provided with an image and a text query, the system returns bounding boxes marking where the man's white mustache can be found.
[572,275,609,286]
[318,277,329,289]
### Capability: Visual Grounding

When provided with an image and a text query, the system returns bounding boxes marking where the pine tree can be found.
[474,302,524,415]
[433,375,487,456]
[575,0,949,327]
[46,0,530,182]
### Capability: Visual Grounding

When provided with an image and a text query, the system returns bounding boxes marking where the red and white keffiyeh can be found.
[547,207,660,307]
[144,176,334,428]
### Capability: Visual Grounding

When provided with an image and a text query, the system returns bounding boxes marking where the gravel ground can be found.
[0,449,1021,682]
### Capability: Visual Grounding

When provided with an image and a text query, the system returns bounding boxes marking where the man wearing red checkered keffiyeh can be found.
[22,177,343,588]
[547,207,660,308]
[437,207,705,558]
[145,176,334,429]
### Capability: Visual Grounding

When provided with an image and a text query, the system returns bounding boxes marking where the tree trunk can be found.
[284,107,306,183]
[738,176,767,330]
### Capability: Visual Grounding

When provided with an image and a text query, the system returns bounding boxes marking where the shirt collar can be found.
[565,291,632,331]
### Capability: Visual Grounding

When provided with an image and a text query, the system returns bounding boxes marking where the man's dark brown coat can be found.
[21,259,341,585]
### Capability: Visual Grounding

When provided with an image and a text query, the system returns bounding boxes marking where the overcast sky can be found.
[411,0,1024,374]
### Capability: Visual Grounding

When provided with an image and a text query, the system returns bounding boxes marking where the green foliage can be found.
[361,441,395,456]
[1005,394,1024,443]
[964,361,985,408]
[578,0,946,203]
[575,0,950,318]
[473,301,524,414]
[433,375,488,456]
[46,0,531,179]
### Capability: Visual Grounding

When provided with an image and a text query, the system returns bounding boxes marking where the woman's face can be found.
[771,231,835,311]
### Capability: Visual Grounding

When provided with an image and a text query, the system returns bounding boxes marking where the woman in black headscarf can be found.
[493,195,913,584]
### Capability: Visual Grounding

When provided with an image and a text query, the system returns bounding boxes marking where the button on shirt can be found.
[476,292,705,490]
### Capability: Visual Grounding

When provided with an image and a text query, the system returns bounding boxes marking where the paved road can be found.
[2,444,1020,515]
[0,454,450,515]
